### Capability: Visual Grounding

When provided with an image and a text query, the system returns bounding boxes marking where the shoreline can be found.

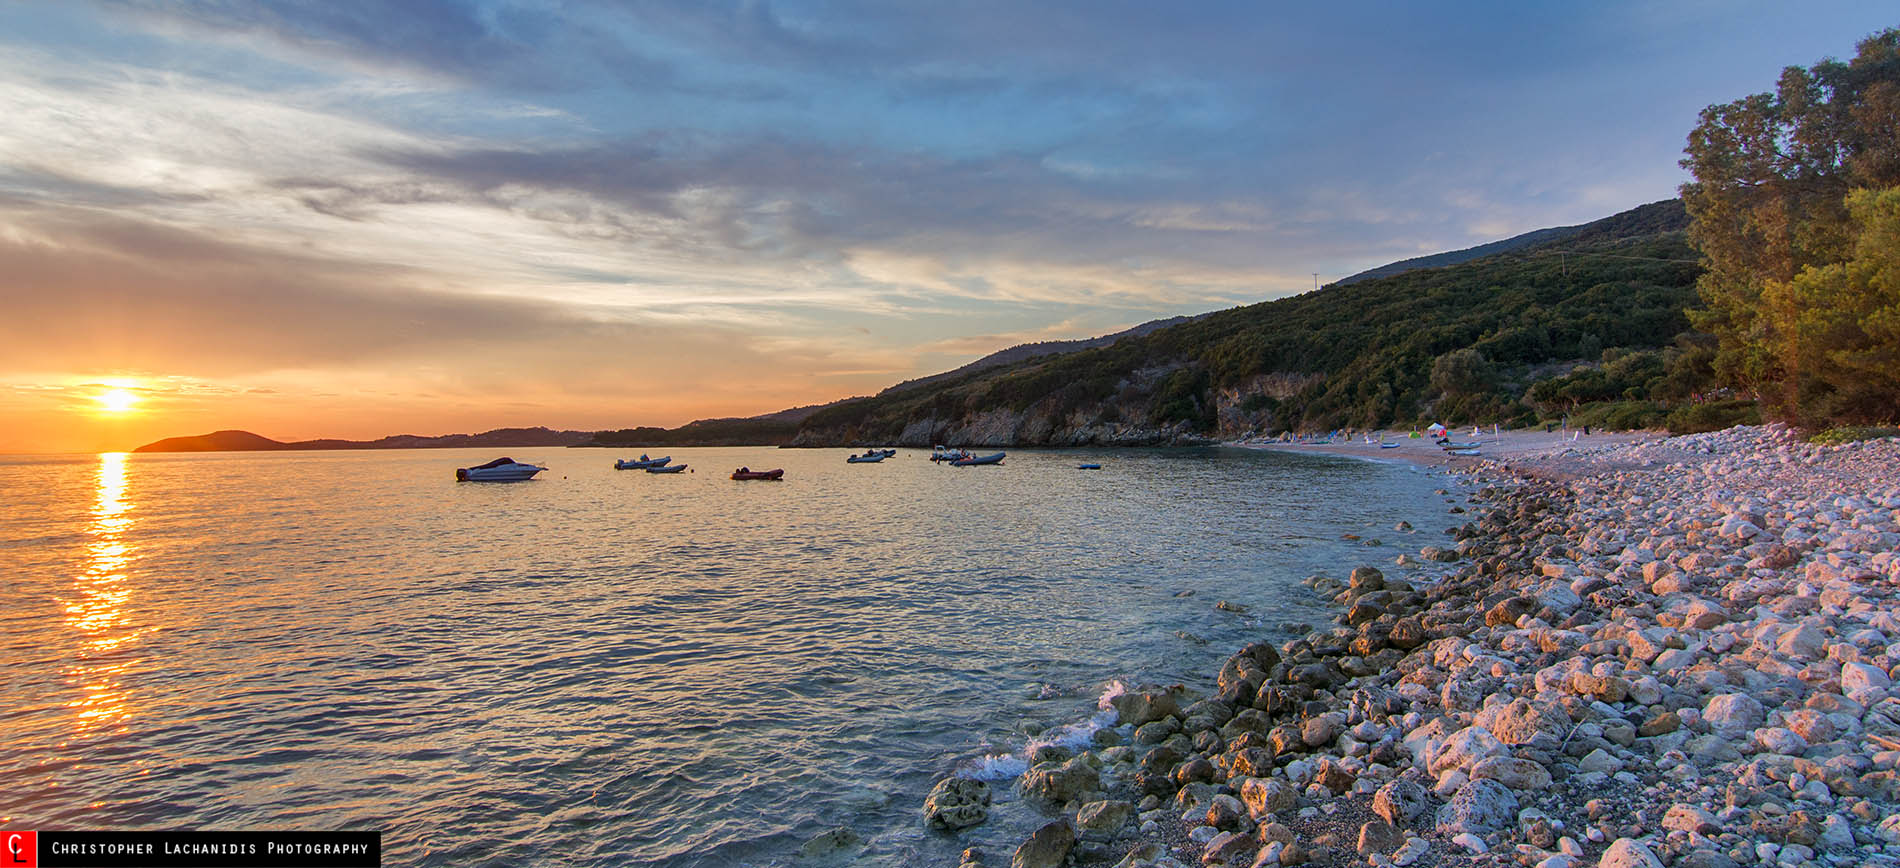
[945,424,1900,868]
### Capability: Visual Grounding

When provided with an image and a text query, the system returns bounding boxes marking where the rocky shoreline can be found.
[920,425,1900,868]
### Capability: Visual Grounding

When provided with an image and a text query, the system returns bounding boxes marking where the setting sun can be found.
[95,388,139,414]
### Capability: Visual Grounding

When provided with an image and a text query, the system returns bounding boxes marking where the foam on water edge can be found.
[959,680,1128,782]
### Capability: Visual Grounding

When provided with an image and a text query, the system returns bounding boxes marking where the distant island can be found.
[134,427,595,453]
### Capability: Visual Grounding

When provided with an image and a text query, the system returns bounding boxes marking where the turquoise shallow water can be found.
[0,446,1454,866]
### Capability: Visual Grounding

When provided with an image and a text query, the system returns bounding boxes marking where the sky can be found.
[1,2,1893,452]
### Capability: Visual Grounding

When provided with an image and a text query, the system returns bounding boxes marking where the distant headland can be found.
[133,427,595,453]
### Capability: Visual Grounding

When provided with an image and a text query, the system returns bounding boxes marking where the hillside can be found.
[790,199,1701,446]
[135,426,593,452]
[878,314,1204,396]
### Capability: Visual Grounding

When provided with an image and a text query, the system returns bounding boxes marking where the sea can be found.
[0,446,1459,866]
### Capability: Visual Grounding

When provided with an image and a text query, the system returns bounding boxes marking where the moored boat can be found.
[456,457,547,482]
[1077,463,1102,470]
[731,467,785,480]
[615,455,671,469]
[646,464,688,473]
[846,450,887,463]
[1446,448,1481,456]
[929,446,972,463]
[950,452,1006,466]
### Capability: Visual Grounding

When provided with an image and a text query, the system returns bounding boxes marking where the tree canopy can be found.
[1681,28,1900,424]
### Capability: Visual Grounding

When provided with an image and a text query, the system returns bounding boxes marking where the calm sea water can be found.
[0,446,1455,866]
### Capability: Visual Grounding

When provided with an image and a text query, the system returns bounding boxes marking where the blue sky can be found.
[0,1,1893,450]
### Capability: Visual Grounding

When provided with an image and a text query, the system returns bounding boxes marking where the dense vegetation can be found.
[796,200,1731,442]
[1682,28,1900,426]
[586,417,797,447]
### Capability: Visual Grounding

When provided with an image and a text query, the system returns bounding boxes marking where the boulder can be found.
[1356,819,1405,858]
[1372,779,1429,827]
[1075,799,1133,833]
[1661,803,1719,835]
[923,778,993,830]
[1478,698,1568,746]
[1020,757,1096,805]
[1389,617,1427,650]
[1428,726,1507,775]
[1703,693,1765,737]
[1598,837,1664,868]
[1484,597,1535,627]
[1468,756,1551,790]
[1111,688,1182,727]
[799,826,863,861]
[1011,820,1074,868]
[1434,779,1517,837]
[1240,777,1296,818]
[1201,830,1256,865]
[1844,661,1893,691]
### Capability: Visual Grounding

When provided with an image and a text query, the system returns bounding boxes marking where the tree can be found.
[1430,348,1495,396]
[1680,29,1900,414]
[1762,186,1900,424]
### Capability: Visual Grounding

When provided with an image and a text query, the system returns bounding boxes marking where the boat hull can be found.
[457,465,545,482]
[615,457,671,469]
[645,465,688,473]
[950,452,1006,466]
[731,469,785,480]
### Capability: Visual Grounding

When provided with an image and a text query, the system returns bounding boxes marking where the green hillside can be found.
[794,199,1724,445]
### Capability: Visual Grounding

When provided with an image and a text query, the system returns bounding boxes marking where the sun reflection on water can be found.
[64,452,151,733]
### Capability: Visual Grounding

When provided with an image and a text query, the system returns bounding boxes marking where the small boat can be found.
[645,464,688,473]
[929,447,972,463]
[731,467,784,481]
[846,451,887,463]
[1438,441,1481,450]
[615,455,671,469]
[1077,463,1102,470]
[456,457,547,482]
[950,452,1006,466]
[1380,443,1400,449]
[1446,448,1481,457]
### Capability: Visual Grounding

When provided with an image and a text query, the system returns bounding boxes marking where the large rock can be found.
[1201,830,1256,865]
[1703,693,1765,737]
[1372,779,1429,827]
[1428,726,1507,775]
[1240,777,1296,818]
[1075,799,1133,833]
[1468,756,1551,790]
[1776,623,1827,661]
[799,826,863,861]
[1020,757,1096,805]
[1011,820,1075,868]
[1477,699,1568,746]
[1111,688,1182,726]
[1598,837,1664,868]
[1389,617,1427,650]
[923,778,993,830]
[1484,597,1535,627]
[1356,819,1405,858]
[1844,661,1893,691]
[1434,779,1517,837]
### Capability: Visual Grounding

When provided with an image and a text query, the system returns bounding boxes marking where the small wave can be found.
[962,679,1129,781]
[961,753,1028,781]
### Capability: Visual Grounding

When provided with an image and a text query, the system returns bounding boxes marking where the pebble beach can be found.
[907,425,1900,868]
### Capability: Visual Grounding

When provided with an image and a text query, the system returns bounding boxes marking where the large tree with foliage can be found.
[1680,28,1900,421]
[1763,186,1900,423]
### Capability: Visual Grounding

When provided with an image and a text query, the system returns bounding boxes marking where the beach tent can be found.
[1426,422,1447,437]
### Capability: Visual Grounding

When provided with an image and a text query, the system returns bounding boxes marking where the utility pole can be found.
[1312,273,1319,292]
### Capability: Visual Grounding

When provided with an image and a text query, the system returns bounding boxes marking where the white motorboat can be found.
[456,457,547,481]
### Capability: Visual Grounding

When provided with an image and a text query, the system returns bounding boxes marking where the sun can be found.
[95,388,140,414]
